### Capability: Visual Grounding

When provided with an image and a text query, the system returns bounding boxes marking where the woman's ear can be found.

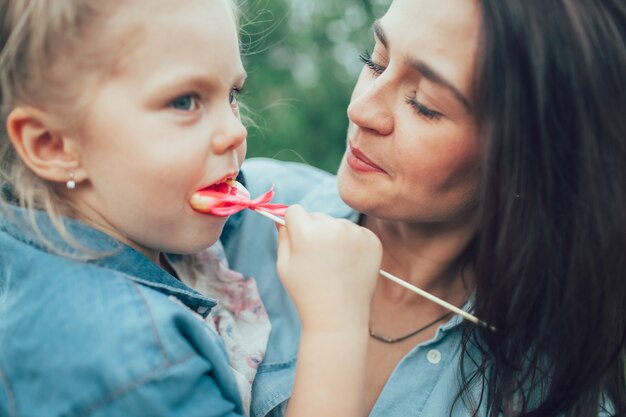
[6,106,87,185]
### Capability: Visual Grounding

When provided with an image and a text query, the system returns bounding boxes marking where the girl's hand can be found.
[277,205,382,417]
[276,204,382,333]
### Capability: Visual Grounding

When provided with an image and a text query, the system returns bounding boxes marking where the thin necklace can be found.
[369,312,453,344]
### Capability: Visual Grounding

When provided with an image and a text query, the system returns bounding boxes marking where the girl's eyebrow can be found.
[152,69,247,93]
[372,20,471,110]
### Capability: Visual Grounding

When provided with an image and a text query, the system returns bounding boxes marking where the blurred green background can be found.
[238,0,391,173]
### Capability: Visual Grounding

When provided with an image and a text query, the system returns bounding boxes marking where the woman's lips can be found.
[346,145,385,173]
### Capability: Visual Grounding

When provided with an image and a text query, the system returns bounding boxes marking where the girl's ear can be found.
[6,106,87,185]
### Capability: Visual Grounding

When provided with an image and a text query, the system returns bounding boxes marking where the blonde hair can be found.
[0,0,240,255]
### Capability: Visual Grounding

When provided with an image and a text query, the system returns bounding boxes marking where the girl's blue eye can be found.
[229,87,244,104]
[169,95,198,111]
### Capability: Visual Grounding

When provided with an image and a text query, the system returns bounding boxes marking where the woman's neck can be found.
[362,215,476,303]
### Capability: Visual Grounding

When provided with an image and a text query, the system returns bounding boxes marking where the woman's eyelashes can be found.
[406,95,443,120]
[359,51,385,75]
[359,51,444,121]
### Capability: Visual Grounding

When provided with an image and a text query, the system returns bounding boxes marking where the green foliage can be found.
[238,0,391,173]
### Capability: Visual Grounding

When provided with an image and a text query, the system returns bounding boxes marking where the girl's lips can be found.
[196,172,239,195]
[203,180,237,195]
[190,180,250,214]
[346,145,385,173]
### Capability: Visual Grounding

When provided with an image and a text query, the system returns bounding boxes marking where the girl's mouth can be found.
[201,178,239,196]
[190,178,250,214]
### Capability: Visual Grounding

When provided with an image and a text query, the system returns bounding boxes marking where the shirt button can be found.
[427,349,442,364]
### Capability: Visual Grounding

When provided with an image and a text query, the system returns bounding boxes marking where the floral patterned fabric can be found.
[171,241,271,416]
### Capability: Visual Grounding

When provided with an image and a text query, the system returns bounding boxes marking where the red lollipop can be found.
[190,180,287,217]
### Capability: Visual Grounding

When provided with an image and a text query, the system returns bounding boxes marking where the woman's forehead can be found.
[380,0,481,99]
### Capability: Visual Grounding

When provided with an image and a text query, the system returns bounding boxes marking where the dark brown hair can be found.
[461,1,626,416]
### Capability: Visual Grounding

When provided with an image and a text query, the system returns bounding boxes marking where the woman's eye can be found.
[406,96,444,121]
[169,95,199,111]
[359,51,385,76]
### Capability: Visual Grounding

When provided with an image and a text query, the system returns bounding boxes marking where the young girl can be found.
[0,1,382,416]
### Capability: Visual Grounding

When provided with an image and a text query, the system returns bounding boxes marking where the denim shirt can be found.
[0,203,246,417]
[221,158,496,417]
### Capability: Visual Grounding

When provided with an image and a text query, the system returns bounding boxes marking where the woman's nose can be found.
[211,108,247,155]
[347,76,394,136]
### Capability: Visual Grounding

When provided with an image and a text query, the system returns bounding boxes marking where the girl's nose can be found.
[347,76,394,136]
[211,108,247,155]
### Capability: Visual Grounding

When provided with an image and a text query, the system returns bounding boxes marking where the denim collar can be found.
[0,199,217,316]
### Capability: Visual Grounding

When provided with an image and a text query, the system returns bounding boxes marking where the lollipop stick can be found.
[253,208,495,331]
[255,209,286,226]
[378,270,494,330]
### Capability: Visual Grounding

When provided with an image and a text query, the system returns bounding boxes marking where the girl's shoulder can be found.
[0,232,242,416]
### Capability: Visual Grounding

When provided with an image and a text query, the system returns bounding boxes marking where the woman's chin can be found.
[337,165,376,214]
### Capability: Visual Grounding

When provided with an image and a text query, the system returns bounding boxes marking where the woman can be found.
[223,0,626,416]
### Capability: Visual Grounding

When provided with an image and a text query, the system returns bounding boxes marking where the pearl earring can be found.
[66,173,76,190]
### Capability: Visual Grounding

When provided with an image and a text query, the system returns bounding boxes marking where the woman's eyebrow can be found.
[372,20,471,110]
[373,20,389,48]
